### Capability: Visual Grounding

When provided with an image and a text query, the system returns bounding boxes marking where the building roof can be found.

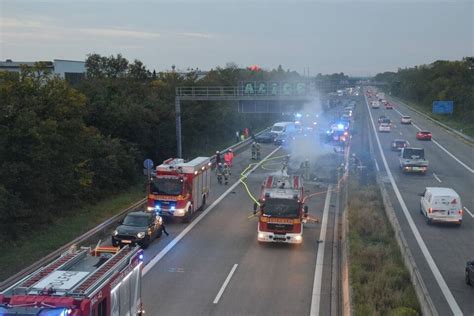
[0,60,53,69]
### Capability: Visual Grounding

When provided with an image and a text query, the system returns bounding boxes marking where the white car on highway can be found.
[378,122,391,132]
[420,187,463,225]
[371,101,380,109]
[401,116,412,124]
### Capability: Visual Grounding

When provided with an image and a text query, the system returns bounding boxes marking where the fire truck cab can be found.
[148,157,211,222]
[0,245,143,316]
[254,176,308,244]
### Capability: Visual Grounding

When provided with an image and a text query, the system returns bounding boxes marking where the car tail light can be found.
[459,209,463,215]
[428,208,432,214]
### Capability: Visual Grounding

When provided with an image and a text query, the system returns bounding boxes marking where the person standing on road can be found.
[222,163,230,185]
[215,151,222,165]
[161,221,169,236]
[235,131,240,143]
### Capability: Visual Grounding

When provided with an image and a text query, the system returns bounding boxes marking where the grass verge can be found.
[348,181,421,315]
[0,184,144,281]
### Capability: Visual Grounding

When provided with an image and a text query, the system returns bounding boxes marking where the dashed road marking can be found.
[464,207,474,218]
[364,91,462,315]
[143,146,281,276]
[433,173,442,183]
[213,264,238,304]
[394,108,473,173]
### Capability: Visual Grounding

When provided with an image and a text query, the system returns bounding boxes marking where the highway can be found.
[135,137,344,315]
[362,89,474,315]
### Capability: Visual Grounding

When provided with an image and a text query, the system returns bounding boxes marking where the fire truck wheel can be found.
[183,207,193,223]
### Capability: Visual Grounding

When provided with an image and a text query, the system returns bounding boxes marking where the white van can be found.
[270,122,296,138]
[420,187,463,225]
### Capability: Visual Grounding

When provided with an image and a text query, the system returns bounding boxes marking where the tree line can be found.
[0,55,305,237]
[374,57,473,124]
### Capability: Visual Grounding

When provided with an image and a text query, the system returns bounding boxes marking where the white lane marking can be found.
[143,146,281,275]
[433,173,442,183]
[213,264,238,304]
[394,108,404,117]
[412,122,422,131]
[364,92,463,315]
[464,207,474,218]
[310,185,333,316]
[430,138,474,173]
[395,106,473,173]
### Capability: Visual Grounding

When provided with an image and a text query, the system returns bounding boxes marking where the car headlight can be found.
[113,230,119,236]
[147,206,154,211]
[137,232,146,239]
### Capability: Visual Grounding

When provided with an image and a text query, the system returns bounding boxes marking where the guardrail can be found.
[0,128,270,291]
[388,95,474,144]
[376,176,438,316]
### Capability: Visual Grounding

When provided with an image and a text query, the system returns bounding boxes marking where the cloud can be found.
[174,32,213,39]
[0,17,46,29]
[78,27,161,39]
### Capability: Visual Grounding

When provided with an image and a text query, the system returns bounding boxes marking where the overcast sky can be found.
[0,0,472,76]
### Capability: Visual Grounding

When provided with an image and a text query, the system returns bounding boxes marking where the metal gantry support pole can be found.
[175,96,182,158]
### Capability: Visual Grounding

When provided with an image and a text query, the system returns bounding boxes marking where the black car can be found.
[274,134,290,145]
[255,130,275,143]
[391,139,409,151]
[378,115,387,124]
[112,211,163,248]
[466,261,474,286]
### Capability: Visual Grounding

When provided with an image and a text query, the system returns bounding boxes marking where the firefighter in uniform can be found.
[216,162,224,184]
[252,142,261,160]
[301,159,310,180]
[222,163,230,185]
[224,149,234,174]
[256,142,261,160]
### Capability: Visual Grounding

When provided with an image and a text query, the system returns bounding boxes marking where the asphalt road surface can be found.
[363,88,474,315]
[136,139,343,315]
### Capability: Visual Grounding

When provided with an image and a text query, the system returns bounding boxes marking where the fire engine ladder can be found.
[10,248,89,294]
[69,246,135,297]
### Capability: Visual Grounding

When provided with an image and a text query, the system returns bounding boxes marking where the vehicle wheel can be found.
[420,204,423,214]
[183,207,193,223]
[112,238,119,247]
[141,237,150,249]
[466,271,472,285]
[425,217,432,225]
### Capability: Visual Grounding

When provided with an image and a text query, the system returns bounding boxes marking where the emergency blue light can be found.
[139,253,144,261]
[295,113,302,118]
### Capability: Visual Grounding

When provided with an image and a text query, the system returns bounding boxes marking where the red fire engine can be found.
[253,175,308,244]
[147,157,211,222]
[0,245,143,316]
